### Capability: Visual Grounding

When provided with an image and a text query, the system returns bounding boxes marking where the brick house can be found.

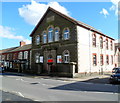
[30,7,115,77]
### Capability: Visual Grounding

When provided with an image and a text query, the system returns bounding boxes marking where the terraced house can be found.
[0,41,31,73]
[30,7,115,77]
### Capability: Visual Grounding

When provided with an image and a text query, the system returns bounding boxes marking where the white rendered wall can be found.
[77,25,115,74]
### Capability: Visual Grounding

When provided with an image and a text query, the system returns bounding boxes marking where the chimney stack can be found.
[20,41,26,47]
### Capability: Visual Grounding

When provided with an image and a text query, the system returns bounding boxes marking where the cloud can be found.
[0,25,31,44]
[110,0,120,15]
[100,8,109,18]
[18,0,70,26]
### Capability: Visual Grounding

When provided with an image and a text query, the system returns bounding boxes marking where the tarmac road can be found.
[0,73,119,101]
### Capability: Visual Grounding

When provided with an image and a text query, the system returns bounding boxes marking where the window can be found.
[36,35,40,45]
[13,53,17,60]
[48,27,53,42]
[57,55,62,63]
[7,54,9,60]
[111,55,113,64]
[2,55,5,60]
[106,55,109,65]
[100,54,103,65]
[35,53,40,63]
[106,39,108,49]
[0,55,1,61]
[24,51,28,59]
[63,50,70,63]
[55,28,59,41]
[100,37,103,49]
[110,41,113,50]
[93,53,97,66]
[92,33,96,47]
[43,32,47,43]
[40,56,43,63]
[63,28,69,40]
[18,52,22,59]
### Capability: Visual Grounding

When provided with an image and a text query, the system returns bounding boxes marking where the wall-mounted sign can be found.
[57,55,62,63]
[48,59,53,63]
[46,16,55,23]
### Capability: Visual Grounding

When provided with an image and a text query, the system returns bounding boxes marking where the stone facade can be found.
[30,7,115,77]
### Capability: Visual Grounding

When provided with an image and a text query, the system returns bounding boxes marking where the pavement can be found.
[1,72,112,84]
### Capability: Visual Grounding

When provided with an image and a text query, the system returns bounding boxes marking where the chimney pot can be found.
[20,41,26,47]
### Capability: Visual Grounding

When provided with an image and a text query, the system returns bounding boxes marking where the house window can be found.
[106,39,108,50]
[0,55,1,61]
[13,53,17,60]
[63,28,69,40]
[35,53,40,63]
[57,55,62,63]
[48,27,53,42]
[100,54,103,65]
[100,37,103,49]
[7,54,9,60]
[36,35,40,45]
[40,56,43,63]
[92,33,96,47]
[63,50,70,63]
[111,55,113,64]
[110,41,113,50]
[24,51,28,59]
[55,28,59,41]
[93,53,97,66]
[106,55,109,65]
[43,32,47,43]
[18,52,22,59]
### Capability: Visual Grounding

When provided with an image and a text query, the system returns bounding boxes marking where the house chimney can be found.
[20,41,26,47]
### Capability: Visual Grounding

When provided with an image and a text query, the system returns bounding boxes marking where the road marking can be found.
[17,92,24,97]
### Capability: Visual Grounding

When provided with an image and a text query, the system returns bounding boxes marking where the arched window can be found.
[63,50,70,63]
[24,51,28,59]
[54,28,60,41]
[48,27,53,42]
[35,53,40,63]
[106,39,108,49]
[92,33,96,47]
[63,28,70,40]
[36,35,40,45]
[43,32,47,43]
[100,37,103,49]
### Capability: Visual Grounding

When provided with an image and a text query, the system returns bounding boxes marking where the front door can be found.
[43,50,56,73]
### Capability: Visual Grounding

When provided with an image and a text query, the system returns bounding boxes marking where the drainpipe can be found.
[89,28,92,75]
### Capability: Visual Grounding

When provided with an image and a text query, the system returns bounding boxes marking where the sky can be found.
[1,0,119,49]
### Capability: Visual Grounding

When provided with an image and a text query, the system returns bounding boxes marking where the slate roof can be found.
[30,7,114,40]
[0,47,18,54]
[0,44,32,54]
[7,44,32,53]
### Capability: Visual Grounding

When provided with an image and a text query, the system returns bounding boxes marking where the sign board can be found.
[48,59,53,63]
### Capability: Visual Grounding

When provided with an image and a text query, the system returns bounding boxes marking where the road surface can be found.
[0,73,119,101]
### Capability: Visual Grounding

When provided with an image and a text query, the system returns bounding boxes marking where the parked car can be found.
[112,67,120,74]
[109,67,120,83]
[0,67,5,73]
